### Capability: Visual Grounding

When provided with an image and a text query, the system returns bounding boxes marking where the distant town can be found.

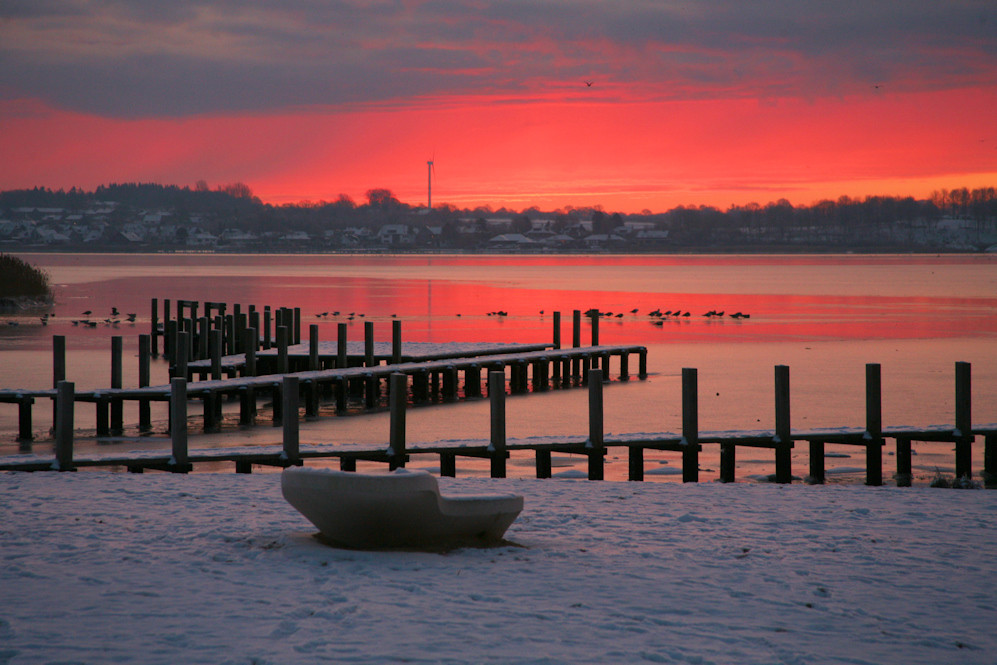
[1,183,995,253]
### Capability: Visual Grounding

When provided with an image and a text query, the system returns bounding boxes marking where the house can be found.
[377,224,415,245]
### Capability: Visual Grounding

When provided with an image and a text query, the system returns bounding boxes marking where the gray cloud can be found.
[1,0,994,117]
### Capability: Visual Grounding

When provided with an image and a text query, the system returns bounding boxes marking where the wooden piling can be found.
[388,373,407,470]
[309,325,320,371]
[364,321,375,367]
[392,319,402,364]
[163,299,172,357]
[808,440,825,484]
[865,363,883,486]
[138,334,151,431]
[241,328,256,377]
[282,376,299,466]
[111,336,123,435]
[210,329,223,381]
[895,436,912,487]
[169,377,190,472]
[174,330,188,383]
[263,306,272,350]
[588,367,605,480]
[984,434,996,487]
[774,365,792,483]
[572,310,582,382]
[719,442,736,483]
[277,326,289,374]
[628,446,643,481]
[17,397,33,442]
[52,334,65,432]
[682,367,699,483]
[194,316,206,360]
[489,370,507,478]
[337,323,348,370]
[955,361,972,479]
[150,298,159,356]
[55,381,75,471]
[553,311,561,350]
[293,307,301,345]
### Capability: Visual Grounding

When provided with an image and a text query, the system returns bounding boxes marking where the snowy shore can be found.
[3,471,996,664]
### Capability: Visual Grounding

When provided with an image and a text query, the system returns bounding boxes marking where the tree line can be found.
[2,182,996,249]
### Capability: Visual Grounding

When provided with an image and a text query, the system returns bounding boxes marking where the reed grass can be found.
[0,254,51,298]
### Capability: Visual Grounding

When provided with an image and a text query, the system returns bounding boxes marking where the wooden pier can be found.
[1,362,995,488]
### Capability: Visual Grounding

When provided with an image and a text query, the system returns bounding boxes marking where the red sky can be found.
[1,2,994,214]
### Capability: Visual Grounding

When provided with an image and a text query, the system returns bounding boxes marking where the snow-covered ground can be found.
[2,471,996,664]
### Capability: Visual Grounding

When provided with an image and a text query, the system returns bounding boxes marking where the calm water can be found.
[3,252,996,484]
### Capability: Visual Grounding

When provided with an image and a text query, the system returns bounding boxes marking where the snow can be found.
[3,472,996,664]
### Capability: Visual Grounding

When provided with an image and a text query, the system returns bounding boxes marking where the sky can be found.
[1,1,995,214]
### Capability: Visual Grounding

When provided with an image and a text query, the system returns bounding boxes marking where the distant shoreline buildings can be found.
[1,185,995,253]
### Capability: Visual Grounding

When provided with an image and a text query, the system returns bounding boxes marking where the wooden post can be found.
[392,319,402,364]
[536,449,552,478]
[865,363,883,486]
[388,373,407,470]
[638,349,648,379]
[720,442,736,483]
[293,307,302,345]
[282,376,299,466]
[138,334,151,431]
[680,368,698,482]
[337,323,348,369]
[244,328,257,377]
[489,370,507,478]
[17,397,33,442]
[110,336,123,435]
[628,446,644,481]
[210,329,223,381]
[590,310,599,348]
[165,319,177,367]
[249,311,260,351]
[984,434,996,488]
[572,310,581,383]
[169,377,190,472]
[588,367,605,480]
[277,326,289,374]
[151,298,159,356]
[809,440,825,484]
[465,364,482,398]
[263,306,272,350]
[52,334,66,431]
[440,452,456,477]
[896,436,913,487]
[553,311,561,350]
[309,324,320,371]
[163,298,172,357]
[55,381,75,471]
[174,331,188,383]
[197,316,209,360]
[364,321,375,367]
[774,365,792,483]
[225,314,236,356]
[955,361,972,480]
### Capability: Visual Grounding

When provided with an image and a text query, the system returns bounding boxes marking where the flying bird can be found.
[584,81,593,87]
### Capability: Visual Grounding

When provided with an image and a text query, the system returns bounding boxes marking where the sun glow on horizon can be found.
[1,84,995,215]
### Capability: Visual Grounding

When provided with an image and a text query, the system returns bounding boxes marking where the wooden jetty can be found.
[1,362,995,488]
[0,343,646,438]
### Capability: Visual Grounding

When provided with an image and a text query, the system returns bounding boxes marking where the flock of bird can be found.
[69,307,137,328]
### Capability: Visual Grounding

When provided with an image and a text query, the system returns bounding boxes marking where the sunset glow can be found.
[1,2,994,213]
